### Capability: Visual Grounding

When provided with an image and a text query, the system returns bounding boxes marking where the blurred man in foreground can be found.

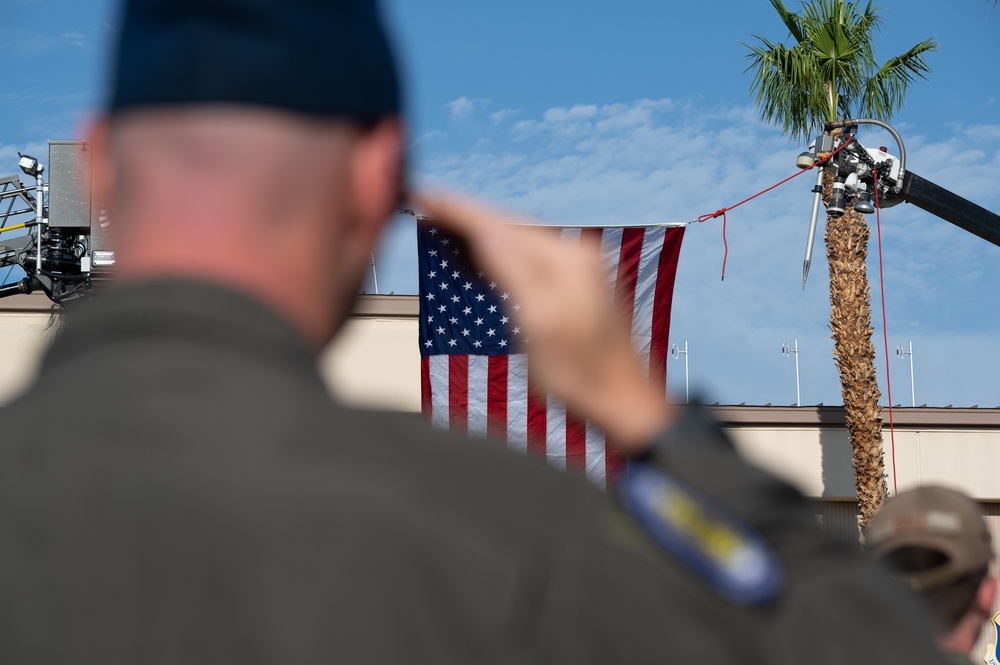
[868,485,997,664]
[0,0,949,663]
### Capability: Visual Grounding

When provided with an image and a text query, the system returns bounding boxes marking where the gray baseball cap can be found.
[867,485,994,592]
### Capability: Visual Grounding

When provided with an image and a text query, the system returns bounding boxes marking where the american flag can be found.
[418,223,685,488]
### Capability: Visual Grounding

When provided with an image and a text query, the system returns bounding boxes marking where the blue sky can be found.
[1,0,998,407]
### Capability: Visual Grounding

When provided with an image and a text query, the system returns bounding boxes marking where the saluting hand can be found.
[416,192,674,453]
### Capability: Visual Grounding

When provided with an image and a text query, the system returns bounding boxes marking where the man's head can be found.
[868,485,996,651]
[88,0,406,348]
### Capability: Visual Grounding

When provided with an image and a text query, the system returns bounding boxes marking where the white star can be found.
[451,271,460,279]
[500,292,510,301]
[427,270,436,279]
[513,303,521,311]
[441,238,451,246]
[475,293,485,302]
[427,316,433,323]
[512,326,520,335]
[461,328,470,337]
[500,316,509,325]
[450,295,460,303]
[429,249,438,257]
[439,282,449,290]
[436,326,445,335]
[438,305,447,313]
[452,248,460,256]
[440,260,449,269]
[473,340,483,349]
[429,228,439,235]
[474,317,484,326]
[449,317,458,324]
[424,339,432,348]
[488,305,497,314]
[489,281,497,290]
[486,328,496,337]
[425,293,435,301]
[448,339,457,347]
[476,271,485,278]
[463,282,473,291]
[499,339,507,348]
[462,306,472,315]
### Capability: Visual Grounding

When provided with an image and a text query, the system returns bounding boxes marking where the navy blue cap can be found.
[109,0,401,119]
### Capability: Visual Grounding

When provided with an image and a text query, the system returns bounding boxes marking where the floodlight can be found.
[17,152,43,177]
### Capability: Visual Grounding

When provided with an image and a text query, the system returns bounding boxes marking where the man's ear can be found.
[348,115,406,242]
[83,116,115,216]
[976,574,997,618]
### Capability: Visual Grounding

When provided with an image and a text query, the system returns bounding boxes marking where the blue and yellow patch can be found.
[618,463,783,605]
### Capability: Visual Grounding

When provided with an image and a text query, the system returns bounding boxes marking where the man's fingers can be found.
[415,191,563,297]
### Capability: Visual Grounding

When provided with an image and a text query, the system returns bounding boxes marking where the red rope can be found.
[695,136,856,280]
[873,182,898,495]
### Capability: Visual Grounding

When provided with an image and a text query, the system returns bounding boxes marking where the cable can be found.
[694,135,856,280]
[873,178,898,495]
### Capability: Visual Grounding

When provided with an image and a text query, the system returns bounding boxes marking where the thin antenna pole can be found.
[370,252,379,295]
[782,339,801,406]
[35,172,44,275]
[896,341,915,407]
[671,340,689,404]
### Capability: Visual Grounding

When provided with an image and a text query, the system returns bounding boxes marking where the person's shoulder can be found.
[302,403,607,537]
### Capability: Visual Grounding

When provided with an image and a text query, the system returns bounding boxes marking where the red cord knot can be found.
[696,208,727,223]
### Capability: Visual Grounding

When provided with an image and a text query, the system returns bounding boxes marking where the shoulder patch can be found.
[617,462,784,605]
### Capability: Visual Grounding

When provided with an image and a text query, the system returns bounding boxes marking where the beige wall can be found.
[320,315,421,413]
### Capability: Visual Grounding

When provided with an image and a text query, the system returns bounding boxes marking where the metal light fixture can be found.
[17,152,43,177]
[827,177,847,217]
[854,188,875,215]
[796,151,816,169]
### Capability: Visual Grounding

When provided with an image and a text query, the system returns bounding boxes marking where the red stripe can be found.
[449,355,469,434]
[487,355,508,443]
[565,411,587,473]
[526,364,547,459]
[580,227,604,246]
[615,228,645,337]
[606,446,626,486]
[420,356,432,421]
[650,227,685,387]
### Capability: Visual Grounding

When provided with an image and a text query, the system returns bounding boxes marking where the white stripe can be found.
[467,355,489,437]
[600,228,624,294]
[585,422,607,489]
[545,395,567,471]
[631,226,665,375]
[506,354,529,453]
[560,227,582,243]
[428,355,450,430]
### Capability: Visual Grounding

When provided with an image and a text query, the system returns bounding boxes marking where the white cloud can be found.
[62,31,87,49]
[382,98,1000,406]
[489,109,519,125]
[412,130,447,146]
[444,96,491,121]
[0,141,48,163]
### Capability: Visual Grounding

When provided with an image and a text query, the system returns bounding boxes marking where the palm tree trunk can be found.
[824,172,888,535]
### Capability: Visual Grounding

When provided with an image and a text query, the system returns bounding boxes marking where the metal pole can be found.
[671,341,689,404]
[793,339,800,407]
[370,252,379,295]
[34,172,43,274]
[802,168,825,289]
[782,339,801,406]
[908,340,915,407]
[896,341,915,407]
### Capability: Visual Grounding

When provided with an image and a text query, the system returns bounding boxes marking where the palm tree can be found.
[744,0,937,532]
